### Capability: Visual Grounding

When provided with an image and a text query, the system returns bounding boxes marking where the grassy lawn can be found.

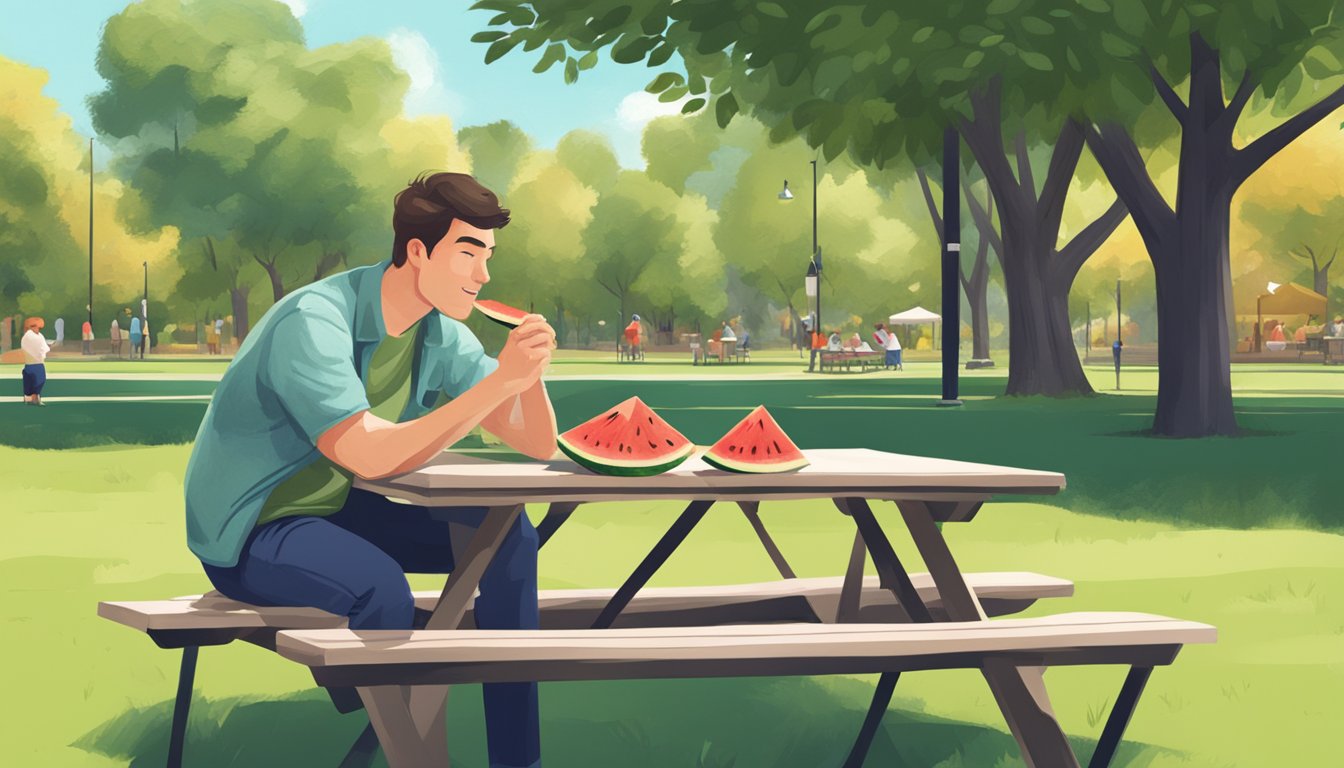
[1,362,1340,766]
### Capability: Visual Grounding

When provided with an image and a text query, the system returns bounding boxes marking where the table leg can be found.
[835,498,927,623]
[357,685,450,768]
[896,500,1080,768]
[427,504,525,630]
[842,671,900,768]
[836,530,867,623]
[737,501,797,579]
[536,501,580,549]
[592,500,714,629]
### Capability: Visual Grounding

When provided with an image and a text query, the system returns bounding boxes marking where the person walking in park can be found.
[214,316,225,354]
[140,318,150,358]
[110,315,122,358]
[128,311,142,361]
[81,318,94,355]
[183,172,555,768]
[54,317,65,349]
[875,322,902,370]
[624,313,642,361]
[21,317,51,406]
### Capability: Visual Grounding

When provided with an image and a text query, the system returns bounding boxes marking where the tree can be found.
[915,168,998,365]
[584,171,684,325]
[1077,2,1344,435]
[632,191,727,342]
[459,120,533,196]
[471,1,1128,399]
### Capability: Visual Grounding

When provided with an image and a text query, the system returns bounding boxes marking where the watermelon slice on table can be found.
[558,397,695,477]
[474,299,528,328]
[703,406,809,473]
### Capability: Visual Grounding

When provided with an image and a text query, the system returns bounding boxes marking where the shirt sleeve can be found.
[440,322,499,399]
[262,307,371,444]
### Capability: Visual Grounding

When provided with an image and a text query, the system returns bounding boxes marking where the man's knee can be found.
[348,572,415,630]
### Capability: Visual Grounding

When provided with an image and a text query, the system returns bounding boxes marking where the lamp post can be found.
[1114,279,1123,390]
[939,128,962,406]
[781,160,822,363]
[88,139,94,329]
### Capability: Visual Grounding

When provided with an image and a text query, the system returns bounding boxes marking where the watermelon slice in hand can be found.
[703,406,809,473]
[474,299,528,328]
[558,397,694,477]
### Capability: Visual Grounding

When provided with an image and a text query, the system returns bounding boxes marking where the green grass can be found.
[2,363,1341,765]
[2,444,1340,767]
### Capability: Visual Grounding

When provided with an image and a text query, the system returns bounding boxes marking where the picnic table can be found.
[819,349,884,373]
[101,448,1215,768]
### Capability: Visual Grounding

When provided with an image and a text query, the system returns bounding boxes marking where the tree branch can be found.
[961,177,1004,264]
[1234,81,1344,183]
[1038,119,1086,244]
[594,276,619,298]
[1014,130,1036,201]
[915,167,944,245]
[1150,64,1189,123]
[1082,122,1175,253]
[959,80,1028,222]
[1058,196,1129,279]
[1221,70,1255,128]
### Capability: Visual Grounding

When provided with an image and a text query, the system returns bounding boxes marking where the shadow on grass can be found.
[0,401,205,449]
[75,676,1159,767]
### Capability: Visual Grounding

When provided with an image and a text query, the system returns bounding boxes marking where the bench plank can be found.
[98,572,1074,635]
[274,612,1215,687]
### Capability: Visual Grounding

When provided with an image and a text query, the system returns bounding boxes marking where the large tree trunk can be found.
[230,285,251,344]
[958,98,1125,397]
[966,271,992,361]
[261,260,285,303]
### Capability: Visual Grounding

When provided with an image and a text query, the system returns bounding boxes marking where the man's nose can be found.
[476,262,490,285]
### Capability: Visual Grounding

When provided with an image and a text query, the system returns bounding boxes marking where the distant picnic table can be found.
[101,448,1215,768]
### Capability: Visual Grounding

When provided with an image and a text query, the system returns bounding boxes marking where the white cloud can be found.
[385,28,464,119]
[616,91,691,133]
[278,0,308,18]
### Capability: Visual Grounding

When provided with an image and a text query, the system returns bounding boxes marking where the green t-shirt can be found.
[254,319,423,527]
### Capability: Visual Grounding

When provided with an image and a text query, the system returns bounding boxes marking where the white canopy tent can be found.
[888,306,941,350]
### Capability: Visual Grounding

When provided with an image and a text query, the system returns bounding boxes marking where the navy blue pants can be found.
[203,488,541,768]
[22,364,46,396]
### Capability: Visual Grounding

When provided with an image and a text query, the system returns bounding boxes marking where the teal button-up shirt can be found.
[184,259,498,567]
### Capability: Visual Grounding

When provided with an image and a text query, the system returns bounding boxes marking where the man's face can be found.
[406,219,495,321]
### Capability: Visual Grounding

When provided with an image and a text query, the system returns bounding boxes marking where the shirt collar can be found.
[353,258,445,346]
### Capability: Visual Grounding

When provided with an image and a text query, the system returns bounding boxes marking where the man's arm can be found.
[315,315,554,479]
[479,378,558,460]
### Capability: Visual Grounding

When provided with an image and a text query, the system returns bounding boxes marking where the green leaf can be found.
[688,75,707,94]
[963,50,985,68]
[681,97,706,114]
[980,34,1005,48]
[913,26,934,44]
[1076,0,1110,12]
[757,2,787,18]
[1049,8,1073,18]
[1111,0,1150,36]
[715,92,740,127]
[612,34,658,64]
[1188,4,1218,17]
[985,0,1021,13]
[1020,17,1054,35]
[1304,46,1344,80]
[804,10,842,34]
[647,42,674,67]
[1100,32,1137,57]
[484,37,521,64]
[533,43,565,73]
[645,71,685,93]
[563,57,579,84]
[1066,47,1083,73]
[1019,50,1054,71]
[589,6,632,34]
[471,30,508,44]
[578,50,599,71]
[658,85,688,103]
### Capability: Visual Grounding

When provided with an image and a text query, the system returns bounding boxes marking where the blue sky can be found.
[0,0,688,168]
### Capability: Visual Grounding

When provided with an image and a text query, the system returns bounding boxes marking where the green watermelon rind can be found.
[557,437,694,477]
[702,450,809,474]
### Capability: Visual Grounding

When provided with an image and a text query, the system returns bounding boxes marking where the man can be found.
[81,318,94,355]
[214,315,225,353]
[623,313,642,360]
[21,317,51,406]
[128,311,142,360]
[183,172,556,768]
[1329,316,1344,338]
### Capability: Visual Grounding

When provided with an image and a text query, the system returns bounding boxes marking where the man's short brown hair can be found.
[391,172,510,267]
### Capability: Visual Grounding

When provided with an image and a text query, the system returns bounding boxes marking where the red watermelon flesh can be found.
[558,397,694,477]
[703,406,809,473]
[474,299,528,328]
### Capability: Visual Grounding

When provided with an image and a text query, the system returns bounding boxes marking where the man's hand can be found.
[495,314,555,395]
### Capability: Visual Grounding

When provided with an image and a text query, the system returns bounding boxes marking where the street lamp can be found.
[780,160,821,337]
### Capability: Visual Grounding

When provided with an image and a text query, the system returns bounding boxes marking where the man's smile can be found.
[462,288,479,296]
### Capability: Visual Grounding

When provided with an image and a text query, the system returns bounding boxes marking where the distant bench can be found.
[98,572,1073,766]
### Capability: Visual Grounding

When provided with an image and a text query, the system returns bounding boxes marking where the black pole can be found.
[1114,278,1122,390]
[88,139,94,328]
[811,159,820,335]
[1086,301,1091,363]
[940,128,962,405]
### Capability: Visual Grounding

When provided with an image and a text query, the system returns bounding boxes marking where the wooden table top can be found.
[355,448,1066,508]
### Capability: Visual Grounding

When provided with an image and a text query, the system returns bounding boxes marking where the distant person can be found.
[1268,321,1286,343]
[110,316,122,358]
[1330,316,1344,337]
[206,316,219,355]
[873,322,889,348]
[140,319,150,359]
[21,317,50,406]
[129,312,143,360]
[215,316,225,353]
[827,330,842,351]
[881,325,902,370]
[624,313,642,360]
[81,318,94,355]
[54,317,65,348]
[720,321,737,342]
[845,332,863,350]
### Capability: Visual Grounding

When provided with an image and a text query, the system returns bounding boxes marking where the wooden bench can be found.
[97,572,1071,766]
[274,612,1216,768]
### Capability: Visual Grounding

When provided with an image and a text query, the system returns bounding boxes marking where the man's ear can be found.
[405,238,427,268]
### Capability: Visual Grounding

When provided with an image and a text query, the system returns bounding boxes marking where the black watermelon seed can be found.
[750,446,757,454]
